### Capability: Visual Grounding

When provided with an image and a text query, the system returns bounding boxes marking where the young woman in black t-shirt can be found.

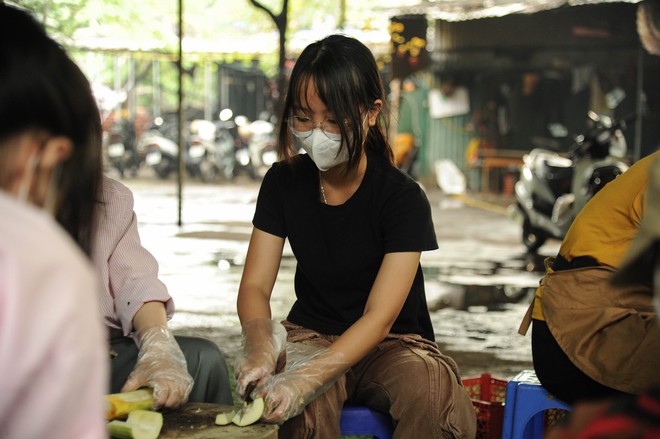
[234,34,476,438]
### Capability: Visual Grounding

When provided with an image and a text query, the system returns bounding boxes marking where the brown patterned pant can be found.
[276,321,476,439]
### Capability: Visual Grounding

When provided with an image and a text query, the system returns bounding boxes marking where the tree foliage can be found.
[248,0,289,113]
[11,0,400,54]
[9,0,413,118]
[8,0,89,44]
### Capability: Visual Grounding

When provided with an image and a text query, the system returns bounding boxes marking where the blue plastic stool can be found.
[502,370,572,439]
[339,405,394,439]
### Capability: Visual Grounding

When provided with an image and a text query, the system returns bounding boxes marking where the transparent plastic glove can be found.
[121,325,193,409]
[255,347,349,424]
[234,318,287,401]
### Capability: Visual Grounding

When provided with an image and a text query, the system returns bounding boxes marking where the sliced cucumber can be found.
[107,409,163,439]
[105,389,154,420]
[231,397,265,427]
[107,420,133,438]
[214,409,236,426]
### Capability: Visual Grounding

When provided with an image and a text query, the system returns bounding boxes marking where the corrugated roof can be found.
[390,0,642,21]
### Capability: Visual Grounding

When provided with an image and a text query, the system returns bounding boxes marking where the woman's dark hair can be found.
[0,4,102,255]
[277,34,394,169]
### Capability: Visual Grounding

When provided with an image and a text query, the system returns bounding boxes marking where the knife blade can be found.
[235,382,257,423]
[244,382,256,403]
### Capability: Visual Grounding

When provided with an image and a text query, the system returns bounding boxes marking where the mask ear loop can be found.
[16,149,42,204]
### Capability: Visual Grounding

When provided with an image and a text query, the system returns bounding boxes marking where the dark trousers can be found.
[531,319,630,404]
[110,334,233,405]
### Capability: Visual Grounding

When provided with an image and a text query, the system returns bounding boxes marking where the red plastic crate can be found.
[462,373,507,439]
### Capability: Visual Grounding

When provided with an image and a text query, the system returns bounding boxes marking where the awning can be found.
[388,0,641,22]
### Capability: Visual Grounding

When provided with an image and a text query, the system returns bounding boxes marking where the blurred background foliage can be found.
[10,0,415,117]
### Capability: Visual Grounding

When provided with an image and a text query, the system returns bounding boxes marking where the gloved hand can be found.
[256,346,349,424]
[121,325,193,409]
[234,318,287,401]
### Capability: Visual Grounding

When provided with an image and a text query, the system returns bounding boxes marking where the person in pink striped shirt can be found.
[94,175,233,408]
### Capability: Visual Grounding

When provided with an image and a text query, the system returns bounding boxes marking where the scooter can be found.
[245,116,277,176]
[510,111,633,252]
[232,115,260,181]
[141,118,182,180]
[189,118,236,183]
[105,119,140,178]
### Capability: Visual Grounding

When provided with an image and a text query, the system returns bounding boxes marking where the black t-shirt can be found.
[253,150,438,340]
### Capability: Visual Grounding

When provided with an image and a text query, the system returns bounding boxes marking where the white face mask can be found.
[292,129,348,171]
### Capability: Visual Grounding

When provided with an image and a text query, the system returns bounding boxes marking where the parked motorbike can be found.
[248,117,278,171]
[141,118,182,180]
[105,119,140,178]
[233,113,276,180]
[510,111,633,252]
[189,118,236,183]
[230,114,260,181]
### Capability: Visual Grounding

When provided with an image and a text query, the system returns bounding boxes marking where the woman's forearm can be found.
[132,301,168,332]
[329,312,392,367]
[237,287,272,323]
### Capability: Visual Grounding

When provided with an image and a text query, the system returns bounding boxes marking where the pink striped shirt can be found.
[93,176,174,336]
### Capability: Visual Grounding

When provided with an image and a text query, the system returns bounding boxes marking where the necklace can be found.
[319,172,328,204]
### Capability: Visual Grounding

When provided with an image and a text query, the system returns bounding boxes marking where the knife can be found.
[244,382,256,403]
[235,382,257,422]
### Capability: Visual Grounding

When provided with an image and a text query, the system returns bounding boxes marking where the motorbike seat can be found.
[540,157,573,181]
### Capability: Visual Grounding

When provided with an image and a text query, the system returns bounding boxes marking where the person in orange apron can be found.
[519,0,660,403]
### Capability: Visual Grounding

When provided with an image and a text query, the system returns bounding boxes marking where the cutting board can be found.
[160,403,278,439]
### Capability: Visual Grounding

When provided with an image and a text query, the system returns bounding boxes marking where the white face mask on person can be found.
[291,129,349,171]
[290,114,372,171]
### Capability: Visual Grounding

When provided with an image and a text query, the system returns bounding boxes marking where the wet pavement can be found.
[120,169,561,381]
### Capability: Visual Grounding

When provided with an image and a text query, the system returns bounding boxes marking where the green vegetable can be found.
[107,409,163,439]
[232,397,265,427]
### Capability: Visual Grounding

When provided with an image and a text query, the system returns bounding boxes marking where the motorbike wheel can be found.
[522,217,547,253]
[248,166,260,181]
[497,285,533,303]
[222,163,236,181]
[153,160,172,180]
[116,165,125,178]
[198,159,217,183]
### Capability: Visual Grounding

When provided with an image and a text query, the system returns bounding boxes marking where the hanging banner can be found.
[429,87,470,119]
